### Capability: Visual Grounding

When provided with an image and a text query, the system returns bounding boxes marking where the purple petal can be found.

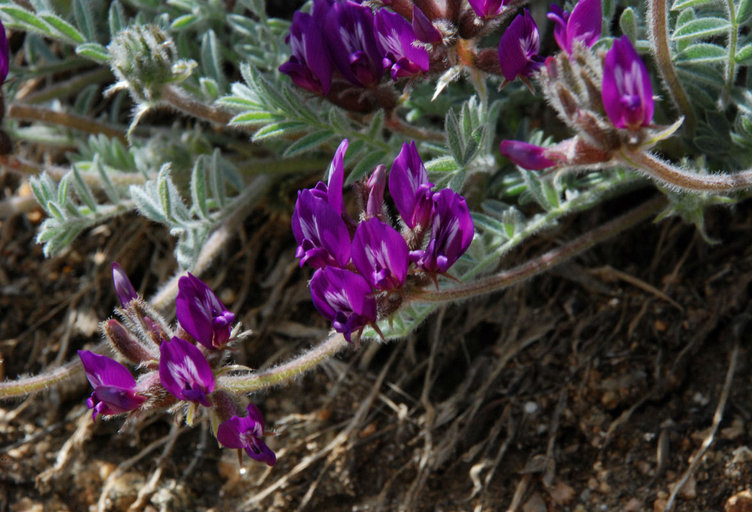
[500,140,556,170]
[327,139,348,216]
[375,8,429,80]
[388,141,434,229]
[352,218,409,290]
[498,9,543,82]
[112,262,137,307]
[547,5,570,53]
[323,1,385,87]
[216,403,276,466]
[566,0,602,51]
[310,267,376,342]
[78,350,138,390]
[602,36,654,130]
[158,337,214,406]
[0,21,7,84]
[279,11,333,95]
[176,273,235,349]
[365,164,387,219]
[414,189,474,274]
[291,190,351,268]
[412,5,442,44]
[468,0,505,18]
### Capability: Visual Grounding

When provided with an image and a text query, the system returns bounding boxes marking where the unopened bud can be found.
[104,319,156,363]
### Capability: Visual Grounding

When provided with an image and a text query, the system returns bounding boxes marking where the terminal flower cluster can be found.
[498,0,674,175]
[78,265,275,467]
[292,139,474,342]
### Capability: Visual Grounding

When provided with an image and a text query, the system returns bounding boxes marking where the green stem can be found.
[217,332,349,394]
[621,149,752,191]
[647,0,696,135]
[411,195,666,302]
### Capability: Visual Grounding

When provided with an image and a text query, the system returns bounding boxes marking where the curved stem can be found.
[411,195,666,302]
[621,149,752,191]
[217,332,349,394]
[647,0,696,135]
[8,103,127,142]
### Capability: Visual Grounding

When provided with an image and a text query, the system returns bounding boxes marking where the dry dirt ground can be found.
[2,171,752,511]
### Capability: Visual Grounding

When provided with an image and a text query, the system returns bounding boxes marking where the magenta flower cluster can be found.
[292,139,474,342]
[279,0,430,95]
[78,265,275,466]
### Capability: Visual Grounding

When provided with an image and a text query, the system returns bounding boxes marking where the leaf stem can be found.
[621,149,752,191]
[410,195,666,302]
[160,85,234,128]
[647,0,696,135]
[8,103,127,142]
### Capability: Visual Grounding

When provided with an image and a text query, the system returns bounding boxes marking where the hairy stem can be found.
[621,150,752,191]
[8,103,127,142]
[411,195,666,302]
[647,0,696,135]
[160,86,234,128]
[721,0,739,107]
[217,332,349,394]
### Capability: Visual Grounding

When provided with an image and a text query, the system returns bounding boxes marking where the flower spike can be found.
[352,218,409,291]
[498,10,543,83]
[310,267,377,342]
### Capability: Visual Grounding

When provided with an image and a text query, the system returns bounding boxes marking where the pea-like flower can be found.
[176,273,235,349]
[468,0,506,19]
[547,0,602,55]
[388,141,435,230]
[499,140,557,170]
[601,36,654,131]
[158,337,215,407]
[310,267,377,342]
[352,218,409,291]
[411,5,443,44]
[78,350,146,420]
[112,262,137,307]
[217,403,276,467]
[411,189,474,274]
[279,11,333,95]
[498,9,543,82]
[321,0,385,87]
[375,8,429,80]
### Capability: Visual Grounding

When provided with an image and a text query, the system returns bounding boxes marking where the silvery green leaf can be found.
[94,155,120,205]
[57,173,71,206]
[72,166,98,212]
[130,185,167,223]
[39,13,85,43]
[283,130,335,157]
[47,201,66,221]
[619,8,637,43]
[171,14,200,31]
[671,0,714,9]
[735,43,752,65]
[108,1,126,37]
[76,42,110,62]
[675,43,727,63]
[672,17,730,42]
[424,156,459,173]
[739,0,752,24]
[229,111,277,126]
[209,150,226,209]
[73,0,97,42]
[252,121,307,141]
[191,158,209,219]
[432,65,461,101]
[445,108,463,164]
[0,6,52,35]
[201,30,226,91]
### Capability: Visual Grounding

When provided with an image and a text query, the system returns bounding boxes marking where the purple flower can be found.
[0,21,8,84]
[217,403,276,467]
[412,189,474,274]
[375,8,429,80]
[291,190,352,269]
[498,9,544,82]
[365,164,387,219]
[78,350,146,420]
[279,11,333,95]
[602,36,654,130]
[468,0,506,18]
[412,5,442,44]
[158,337,215,407]
[352,218,409,291]
[500,140,557,170]
[176,273,235,349]
[547,0,602,55]
[112,262,137,307]
[388,141,435,230]
[310,267,377,342]
[322,0,385,87]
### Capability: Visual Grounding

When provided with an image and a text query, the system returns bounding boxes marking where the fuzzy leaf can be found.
[1,6,52,35]
[674,43,727,63]
[229,111,277,126]
[39,13,86,43]
[191,158,209,219]
[619,8,637,45]
[672,17,730,42]
[345,150,387,185]
[282,130,334,157]
[73,0,97,42]
[76,43,110,62]
[735,43,752,65]
[424,156,460,173]
[671,0,713,9]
